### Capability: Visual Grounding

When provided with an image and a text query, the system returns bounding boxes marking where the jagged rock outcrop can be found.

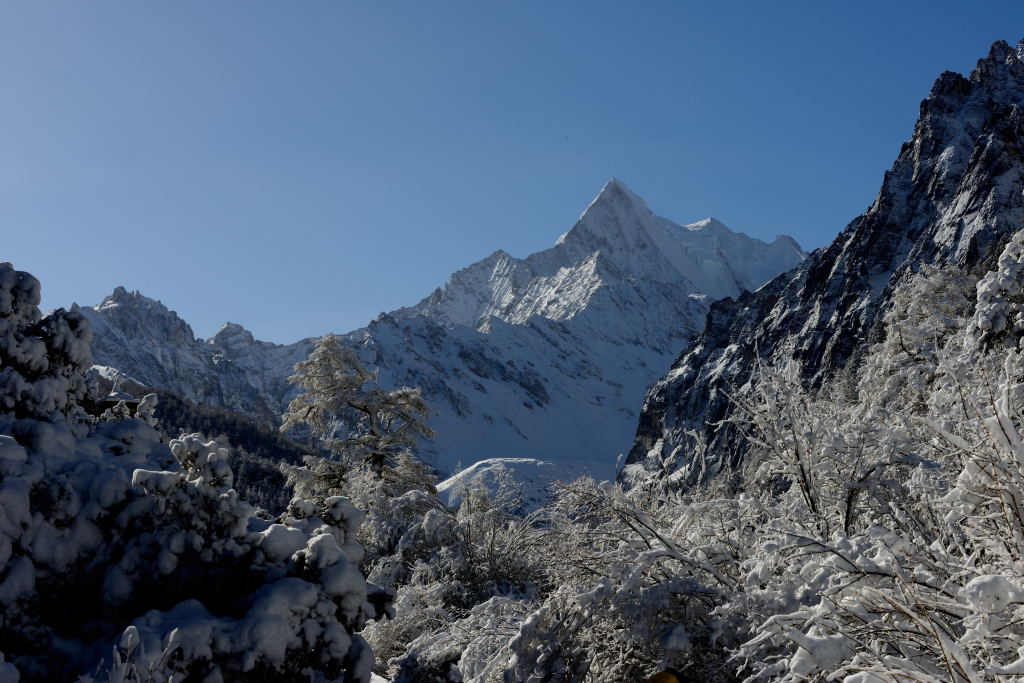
[81,181,803,478]
[622,39,1024,486]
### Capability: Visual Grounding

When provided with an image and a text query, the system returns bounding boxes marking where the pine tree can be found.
[281,333,435,474]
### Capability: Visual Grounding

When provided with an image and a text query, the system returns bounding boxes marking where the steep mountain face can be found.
[402,180,802,333]
[82,180,803,478]
[622,39,1024,486]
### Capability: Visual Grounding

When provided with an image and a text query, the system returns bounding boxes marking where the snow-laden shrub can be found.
[729,253,1024,681]
[395,595,534,683]
[497,478,748,682]
[114,437,378,681]
[361,476,548,681]
[731,360,1024,681]
[0,263,381,682]
[972,228,1024,350]
[0,264,92,423]
[858,264,975,417]
[343,452,443,568]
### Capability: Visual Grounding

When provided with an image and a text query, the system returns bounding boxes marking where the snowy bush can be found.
[727,253,1024,680]
[857,264,974,417]
[0,263,92,423]
[360,475,548,681]
[972,228,1024,350]
[0,263,381,682]
[498,478,749,682]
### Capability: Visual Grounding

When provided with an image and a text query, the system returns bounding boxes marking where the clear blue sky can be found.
[3,2,1023,343]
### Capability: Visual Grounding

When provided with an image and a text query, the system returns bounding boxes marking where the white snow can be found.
[963,574,1024,613]
[437,457,573,511]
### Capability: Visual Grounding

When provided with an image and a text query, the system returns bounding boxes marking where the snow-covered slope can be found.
[81,180,804,478]
[622,39,1024,487]
[436,458,572,513]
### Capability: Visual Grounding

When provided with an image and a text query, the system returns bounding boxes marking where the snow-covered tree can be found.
[857,264,975,418]
[0,262,92,423]
[502,478,747,682]
[281,333,435,474]
[972,228,1024,351]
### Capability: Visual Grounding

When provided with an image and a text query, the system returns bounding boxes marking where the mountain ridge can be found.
[79,180,804,477]
[621,38,1024,487]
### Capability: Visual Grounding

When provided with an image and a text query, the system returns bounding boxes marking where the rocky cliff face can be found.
[622,39,1024,486]
[81,180,803,478]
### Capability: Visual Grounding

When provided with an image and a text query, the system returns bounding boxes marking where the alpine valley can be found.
[78,179,805,479]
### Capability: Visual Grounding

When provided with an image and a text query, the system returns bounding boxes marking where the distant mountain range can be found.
[78,179,804,478]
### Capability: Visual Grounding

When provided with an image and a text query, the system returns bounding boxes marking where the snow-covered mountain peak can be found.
[102,285,130,305]
[683,217,724,232]
[772,233,803,251]
[976,39,1021,74]
[81,289,313,423]
[209,322,257,348]
[99,286,158,311]
[404,181,805,330]
[88,287,197,346]
[557,177,656,253]
[969,39,1024,98]
[577,177,651,220]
